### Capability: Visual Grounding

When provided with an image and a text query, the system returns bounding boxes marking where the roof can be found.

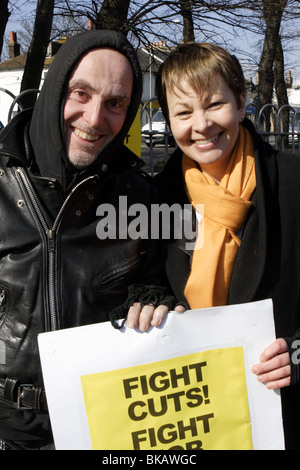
[137,45,172,73]
[0,41,172,73]
[0,37,67,71]
[0,53,27,70]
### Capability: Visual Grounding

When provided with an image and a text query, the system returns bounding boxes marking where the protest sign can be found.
[81,347,251,450]
[38,299,285,450]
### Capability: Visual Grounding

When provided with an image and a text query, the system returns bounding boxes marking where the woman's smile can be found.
[167,75,246,180]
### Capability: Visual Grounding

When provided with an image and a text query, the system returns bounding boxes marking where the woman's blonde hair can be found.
[156,42,246,126]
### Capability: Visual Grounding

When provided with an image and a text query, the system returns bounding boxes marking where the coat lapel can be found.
[228,190,267,303]
[228,124,277,305]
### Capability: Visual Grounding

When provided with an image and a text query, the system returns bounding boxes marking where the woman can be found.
[155,42,300,449]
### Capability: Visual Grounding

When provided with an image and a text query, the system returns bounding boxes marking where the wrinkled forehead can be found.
[65,48,134,102]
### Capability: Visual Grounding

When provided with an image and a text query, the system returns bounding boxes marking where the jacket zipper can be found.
[16,168,98,331]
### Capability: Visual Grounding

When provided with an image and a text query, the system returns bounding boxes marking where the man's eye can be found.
[69,89,88,102]
[108,99,128,113]
[110,100,121,108]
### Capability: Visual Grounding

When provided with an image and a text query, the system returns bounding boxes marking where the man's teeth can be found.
[194,134,219,145]
[74,128,100,141]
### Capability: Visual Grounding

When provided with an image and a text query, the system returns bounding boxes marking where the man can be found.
[0,30,173,450]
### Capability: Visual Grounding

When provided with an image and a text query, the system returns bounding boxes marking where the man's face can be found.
[63,48,133,169]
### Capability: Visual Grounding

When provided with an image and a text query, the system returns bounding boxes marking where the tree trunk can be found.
[179,0,195,42]
[0,0,10,61]
[257,0,287,109]
[94,0,131,35]
[20,0,55,108]
[274,36,289,148]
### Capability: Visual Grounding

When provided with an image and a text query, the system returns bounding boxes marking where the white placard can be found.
[38,299,284,450]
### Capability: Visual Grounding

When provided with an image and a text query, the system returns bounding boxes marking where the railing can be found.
[247,102,300,155]
[0,88,39,127]
[1,90,299,174]
[141,99,175,175]
[141,99,300,175]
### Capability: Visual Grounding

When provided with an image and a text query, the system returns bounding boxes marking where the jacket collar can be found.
[228,119,278,303]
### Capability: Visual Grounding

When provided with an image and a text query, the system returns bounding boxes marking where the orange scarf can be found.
[182,125,256,309]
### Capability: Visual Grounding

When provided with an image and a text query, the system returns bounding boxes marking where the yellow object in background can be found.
[124,108,141,157]
[81,347,252,450]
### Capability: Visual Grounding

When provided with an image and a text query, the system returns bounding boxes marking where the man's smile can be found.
[73,127,102,142]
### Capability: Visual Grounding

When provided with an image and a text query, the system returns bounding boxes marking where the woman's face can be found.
[167,75,246,180]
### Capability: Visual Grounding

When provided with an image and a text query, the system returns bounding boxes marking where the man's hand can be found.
[127,303,185,332]
[251,338,291,390]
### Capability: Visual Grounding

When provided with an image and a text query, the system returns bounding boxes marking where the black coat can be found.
[156,119,300,449]
[0,31,169,448]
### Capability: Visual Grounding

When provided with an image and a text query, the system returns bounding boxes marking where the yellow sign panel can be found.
[124,108,141,157]
[81,347,252,450]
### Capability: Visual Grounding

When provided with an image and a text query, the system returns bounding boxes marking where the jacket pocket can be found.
[93,254,142,289]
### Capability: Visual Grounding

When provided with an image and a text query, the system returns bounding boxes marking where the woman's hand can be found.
[251,338,291,390]
[127,303,185,332]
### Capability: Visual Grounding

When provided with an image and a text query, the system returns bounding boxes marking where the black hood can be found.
[29,30,143,191]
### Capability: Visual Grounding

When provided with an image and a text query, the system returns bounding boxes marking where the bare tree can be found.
[5,0,299,114]
[256,0,287,109]
[274,35,289,146]
[0,0,11,60]
[56,0,131,35]
[20,0,55,107]
[54,1,259,49]
[93,0,131,34]
[180,0,195,42]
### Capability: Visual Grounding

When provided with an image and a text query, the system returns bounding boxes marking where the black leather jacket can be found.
[0,31,170,448]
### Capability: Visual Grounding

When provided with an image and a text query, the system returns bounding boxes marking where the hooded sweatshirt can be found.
[29,29,143,192]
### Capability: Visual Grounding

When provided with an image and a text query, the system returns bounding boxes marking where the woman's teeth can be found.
[194,134,219,145]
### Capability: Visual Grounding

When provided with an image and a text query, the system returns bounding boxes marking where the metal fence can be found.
[1,89,300,174]
[0,87,40,127]
[247,103,300,155]
[141,99,300,175]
